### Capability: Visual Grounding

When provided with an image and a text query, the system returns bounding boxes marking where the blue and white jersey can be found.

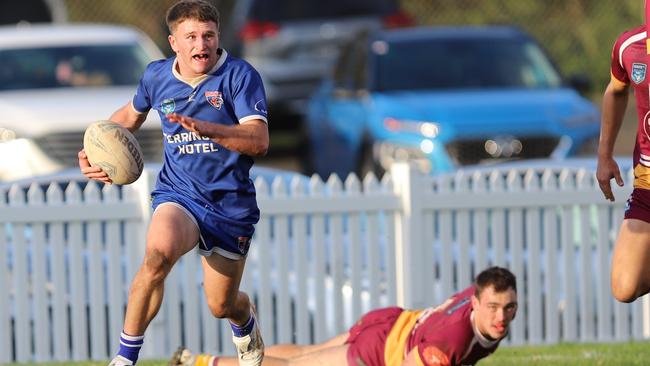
[133,49,268,225]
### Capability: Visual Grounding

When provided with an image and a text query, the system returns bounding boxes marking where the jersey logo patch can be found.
[254,99,268,114]
[625,196,632,213]
[421,346,450,366]
[161,98,176,114]
[237,236,251,254]
[205,91,224,110]
[632,63,646,84]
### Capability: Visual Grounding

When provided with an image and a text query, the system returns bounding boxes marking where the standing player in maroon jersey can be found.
[597,3,650,303]
[168,266,517,366]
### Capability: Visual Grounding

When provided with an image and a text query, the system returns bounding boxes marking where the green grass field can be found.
[2,342,650,366]
[482,342,650,366]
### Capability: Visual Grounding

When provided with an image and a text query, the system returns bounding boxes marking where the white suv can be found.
[0,23,164,181]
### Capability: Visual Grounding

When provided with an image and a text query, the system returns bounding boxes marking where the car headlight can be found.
[0,128,17,142]
[384,118,440,138]
[375,141,433,174]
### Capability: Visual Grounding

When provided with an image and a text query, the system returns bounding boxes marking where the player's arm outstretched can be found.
[78,101,148,183]
[596,76,628,201]
[167,113,269,157]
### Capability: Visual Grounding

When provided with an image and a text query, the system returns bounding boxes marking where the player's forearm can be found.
[598,86,628,160]
[109,102,147,132]
[210,122,269,157]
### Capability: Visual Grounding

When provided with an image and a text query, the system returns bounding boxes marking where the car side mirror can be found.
[566,73,592,95]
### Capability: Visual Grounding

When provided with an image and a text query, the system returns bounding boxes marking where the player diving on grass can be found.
[168,266,518,366]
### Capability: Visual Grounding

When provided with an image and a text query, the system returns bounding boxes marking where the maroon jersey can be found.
[346,286,502,366]
[407,286,500,366]
[611,25,650,189]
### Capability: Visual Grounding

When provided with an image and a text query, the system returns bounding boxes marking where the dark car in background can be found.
[0,0,66,25]
[304,26,601,178]
[227,0,412,153]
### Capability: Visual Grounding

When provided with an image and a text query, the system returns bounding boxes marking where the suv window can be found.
[371,37,563,92]
[0,43,150,91]
[333,34,369,91]
[250,0,397,21]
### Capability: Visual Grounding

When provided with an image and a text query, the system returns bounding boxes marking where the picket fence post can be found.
[391,163,425,309]
[0,188,10,364]
[9,185,29,363]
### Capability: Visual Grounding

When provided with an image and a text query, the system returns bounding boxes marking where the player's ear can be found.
[168,34,178,53]
[471,294,479,309]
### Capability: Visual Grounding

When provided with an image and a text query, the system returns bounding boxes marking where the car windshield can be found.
[0,43,150,91]
[250,0,397,21]
[372,36,563,91]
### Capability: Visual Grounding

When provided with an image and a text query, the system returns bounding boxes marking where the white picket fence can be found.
[0,162,645,363]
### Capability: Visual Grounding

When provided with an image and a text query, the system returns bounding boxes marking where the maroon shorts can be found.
[346,307,403,366]
[624,188,650,223]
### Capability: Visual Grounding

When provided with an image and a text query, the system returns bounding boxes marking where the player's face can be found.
[471,286,517,341]
[169,19,220,77]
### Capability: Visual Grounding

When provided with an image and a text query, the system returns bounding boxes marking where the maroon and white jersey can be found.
[407,286,501,366]
[611,25,650,189]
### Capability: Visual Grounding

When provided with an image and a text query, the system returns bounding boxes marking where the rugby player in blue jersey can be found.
[78,1,268,365]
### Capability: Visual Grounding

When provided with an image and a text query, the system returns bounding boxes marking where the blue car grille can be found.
[445,136,560,166]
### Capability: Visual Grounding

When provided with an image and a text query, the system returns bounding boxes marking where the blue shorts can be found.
[151,191,255,260]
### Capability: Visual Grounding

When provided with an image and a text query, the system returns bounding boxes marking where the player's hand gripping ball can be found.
[83,120,144,185]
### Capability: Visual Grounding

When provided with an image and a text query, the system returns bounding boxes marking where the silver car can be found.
[0,23,165,181]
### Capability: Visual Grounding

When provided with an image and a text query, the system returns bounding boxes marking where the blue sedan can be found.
[304,26,600,178]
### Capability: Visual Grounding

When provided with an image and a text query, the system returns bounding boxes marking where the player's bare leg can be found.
[611,218,650,302]
[169,331,350,365]
[174,345,350,366]
[201,253,250,324]
[202,253,264,365]
[111,204,199,365]
[283,345,349,366]
[264,333,349,359]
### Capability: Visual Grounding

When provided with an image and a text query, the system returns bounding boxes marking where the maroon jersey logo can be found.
[421,346,450,366]
[632,63,647,84]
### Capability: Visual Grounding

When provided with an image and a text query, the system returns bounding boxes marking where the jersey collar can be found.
[172,48,228,88]
[470,311,500,348]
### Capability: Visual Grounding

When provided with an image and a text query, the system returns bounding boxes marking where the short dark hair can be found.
[166,0,220,33]
[474,266,517,297]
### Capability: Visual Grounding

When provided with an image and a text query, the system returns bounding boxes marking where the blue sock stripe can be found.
[230,313,255,337]
[120,340,144,347]
[117,332,144,364]
[120,332,145,341]
[119,340,144,348]
[120,337,144,346]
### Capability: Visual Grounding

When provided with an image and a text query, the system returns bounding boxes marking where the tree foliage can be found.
[404,0,644,97]
[63,0,644,98]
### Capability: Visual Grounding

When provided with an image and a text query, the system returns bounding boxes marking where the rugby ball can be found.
[83,120,144,185]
